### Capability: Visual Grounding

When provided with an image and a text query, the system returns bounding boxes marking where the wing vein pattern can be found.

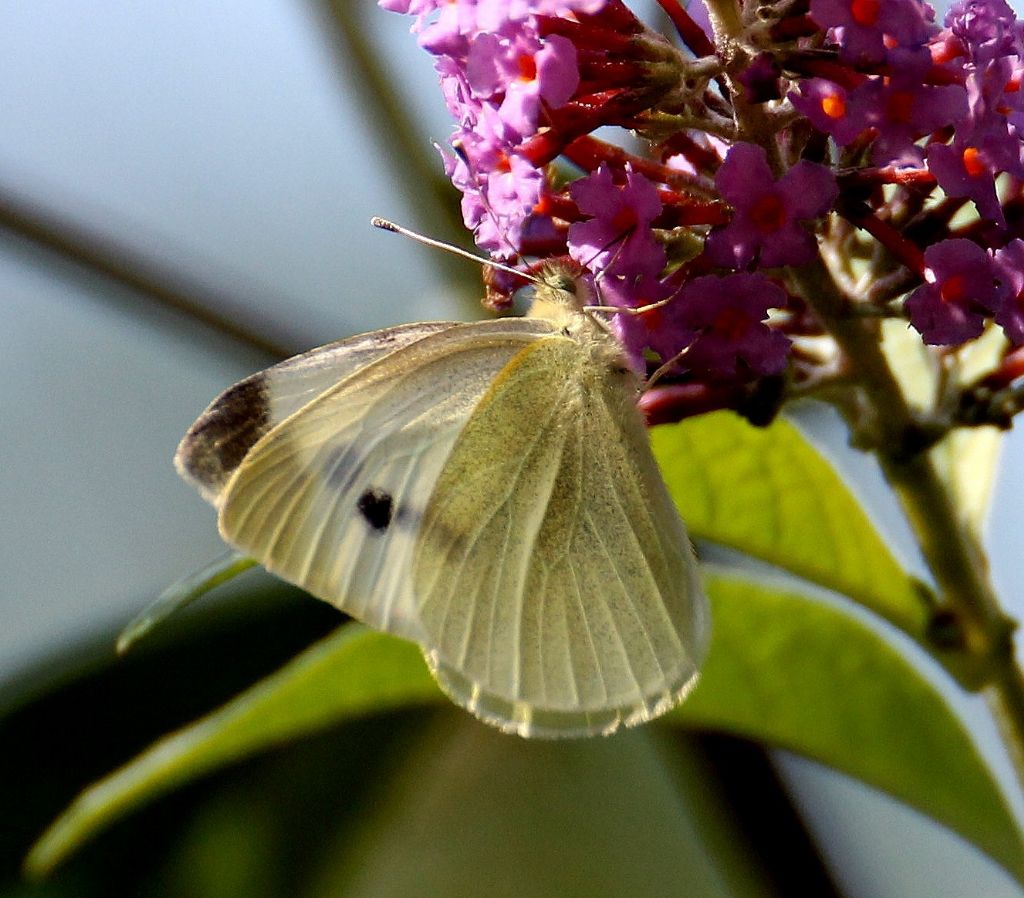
[215,319,556,643]
[181,309,708,737]
[414,334,709,736]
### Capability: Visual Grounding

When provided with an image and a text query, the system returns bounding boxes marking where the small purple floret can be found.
[705,143,838,269]
[994,239,1024,343]
[669,273,791,377]
[905,238,1005,344]
[568,165,667,278]
[810,0,936,65]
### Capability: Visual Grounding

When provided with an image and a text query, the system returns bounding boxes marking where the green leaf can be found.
[24,624,438,879]
[305,719,772,898]
[674,572,1024,885]
[117,551,257,655]
[652,411,930,637]
[27,575,1022,884]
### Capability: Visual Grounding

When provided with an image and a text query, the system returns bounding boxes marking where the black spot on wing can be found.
[358,487,394,532]
[179,375,271,494]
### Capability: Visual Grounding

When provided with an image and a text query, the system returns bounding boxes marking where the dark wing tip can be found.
[175,374,271,503]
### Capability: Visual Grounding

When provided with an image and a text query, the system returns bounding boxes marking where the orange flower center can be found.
[611,206,639,233]
[517,54,537,83]
[962,146,987,178]
[639,305,664,329]
[939,273,968,304]
[713,306,752,340]
[821,92,846,119]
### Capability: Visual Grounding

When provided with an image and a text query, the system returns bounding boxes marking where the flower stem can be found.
[706,0,1024,775]
[790,259,1024,796]
[990,662,1024,794]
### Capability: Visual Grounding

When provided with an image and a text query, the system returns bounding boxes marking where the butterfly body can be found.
[177,268,709,737]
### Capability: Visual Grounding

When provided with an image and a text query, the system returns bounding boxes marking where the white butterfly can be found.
[176,262,710,738]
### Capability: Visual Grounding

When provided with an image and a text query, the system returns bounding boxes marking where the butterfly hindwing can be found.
[215,318,557,641]
[413,333,710,736]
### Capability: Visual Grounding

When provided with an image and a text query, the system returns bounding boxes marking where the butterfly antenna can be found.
[645,341,694,389]
[584,225,636,288]
[579,226,674,317]
[371,218,542,286]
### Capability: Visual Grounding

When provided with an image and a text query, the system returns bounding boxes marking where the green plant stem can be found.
[317,1,480,314]
[886,449,1024,789]
[990,658,1024,793]
[790,260,1024,797]
[708,0,1024,800]
[0,185,290,360]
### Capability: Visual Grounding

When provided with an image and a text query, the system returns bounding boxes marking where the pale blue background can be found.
[1,3,1022,896]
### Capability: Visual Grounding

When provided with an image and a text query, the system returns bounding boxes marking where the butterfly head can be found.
[528,261,593,323]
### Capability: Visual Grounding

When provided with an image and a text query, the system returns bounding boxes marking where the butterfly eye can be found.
[552,274,578,294]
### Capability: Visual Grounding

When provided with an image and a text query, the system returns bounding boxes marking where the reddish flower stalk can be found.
[560,134,712,192]
[653,0,714,57]
[770,13,821,42]
[840,165,937,190]
[837,199,927,274]
[981,345,1024,391]
[537,16,639,53]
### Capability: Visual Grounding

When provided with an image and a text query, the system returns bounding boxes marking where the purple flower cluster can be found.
[382,0,1024,422]
[800,0,1024,346]
[383,0,596,257]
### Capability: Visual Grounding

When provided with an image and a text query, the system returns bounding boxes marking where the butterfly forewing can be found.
[176,322,459,505]
[413,333,710,737]
[215,319,555,642]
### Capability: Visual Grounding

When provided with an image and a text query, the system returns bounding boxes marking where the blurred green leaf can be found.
[162,792,280,898]
[304,718,768,898]
[675,573,1024,885]
[117,551,256,655]
[28,574,1022,884]
[25,625,438,879]
[652,411,930,637]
